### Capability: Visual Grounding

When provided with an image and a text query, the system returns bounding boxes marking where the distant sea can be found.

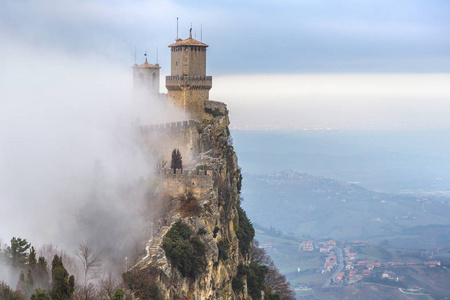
[232,130,450,193]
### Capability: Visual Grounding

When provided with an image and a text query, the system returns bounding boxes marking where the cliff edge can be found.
[124,101,292,300]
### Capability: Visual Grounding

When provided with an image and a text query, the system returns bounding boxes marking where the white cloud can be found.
[211,74,450,130]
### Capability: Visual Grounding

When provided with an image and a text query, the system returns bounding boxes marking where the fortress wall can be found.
[158,168,214,201]
[140,120,201,167]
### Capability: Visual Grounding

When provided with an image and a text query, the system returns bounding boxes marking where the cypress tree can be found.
[50,255,74,300]
[170,148,183,173]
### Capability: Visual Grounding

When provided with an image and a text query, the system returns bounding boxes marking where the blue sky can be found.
[1,0,450,130]
[1,0,450,74]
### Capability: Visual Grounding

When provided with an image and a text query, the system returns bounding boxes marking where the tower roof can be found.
[168,36,208,48]
[135,58,160,69]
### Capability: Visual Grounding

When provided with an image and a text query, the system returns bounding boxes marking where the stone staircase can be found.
[148,225,170,259]
[132,225,171,270]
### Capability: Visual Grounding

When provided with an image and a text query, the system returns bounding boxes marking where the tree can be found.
[99,271,119,300]
[30,288,51,300]
[76,242,101,286]
[251,241,295,300]
[50,255,74,300]
[236,206,255,256]
[28,247,37,270]
[170,149,183,173]
[35,256,50,291]
[75,242,101,300]
[16,271,27,297]
[112,289,125,300]
[6,237,30,268]
[0,281,24,300]
[162,220,206,278]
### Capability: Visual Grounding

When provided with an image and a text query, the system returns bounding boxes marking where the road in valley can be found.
[321,247,344,288]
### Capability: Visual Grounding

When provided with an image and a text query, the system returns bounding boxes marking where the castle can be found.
[129,32,282,300]
[134,32,226,166]
[133,31,212,122]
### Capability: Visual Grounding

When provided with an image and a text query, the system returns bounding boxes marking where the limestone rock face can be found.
[136,101,247,300]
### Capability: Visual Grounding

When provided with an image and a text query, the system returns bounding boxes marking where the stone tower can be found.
[166,32,212,121]
[133,57,161,94]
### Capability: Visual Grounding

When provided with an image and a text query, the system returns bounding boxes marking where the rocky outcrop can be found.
[132,101,248,299]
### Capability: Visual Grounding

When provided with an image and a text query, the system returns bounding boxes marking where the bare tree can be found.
[98,270,119,300]
[76,242,102,285]
[75,242,102,300]
[154,158,167,173]
[251,241,295,300]
[73,282,98,300]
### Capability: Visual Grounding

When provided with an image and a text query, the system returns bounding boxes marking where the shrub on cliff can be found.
[162,220,206,278]
[122,267,162,300]
[179,189,202,217]
[236,206,255,256]
[231,263,267,299]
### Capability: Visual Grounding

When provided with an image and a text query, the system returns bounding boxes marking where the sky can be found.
[1,0,450,74]
[2,0,450,130]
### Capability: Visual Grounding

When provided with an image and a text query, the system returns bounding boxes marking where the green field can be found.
[255,232,328,287]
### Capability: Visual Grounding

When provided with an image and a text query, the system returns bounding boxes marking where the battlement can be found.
[166,75,212,90]
[159,168,211,177]
[140,120,200,133]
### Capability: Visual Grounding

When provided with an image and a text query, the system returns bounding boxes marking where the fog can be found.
[0,31,189,287]
[212,74,450,130]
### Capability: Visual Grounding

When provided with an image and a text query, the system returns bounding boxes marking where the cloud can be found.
[1,0,449,73]
[211,74,450,130]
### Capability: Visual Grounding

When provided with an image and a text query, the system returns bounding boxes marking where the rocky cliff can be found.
[125,101,251,299]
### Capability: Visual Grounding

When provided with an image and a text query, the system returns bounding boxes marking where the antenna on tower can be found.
[176,17,179,39]
[144,50,147,63]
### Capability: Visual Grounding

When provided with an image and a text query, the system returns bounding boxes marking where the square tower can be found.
[166,34,212,121]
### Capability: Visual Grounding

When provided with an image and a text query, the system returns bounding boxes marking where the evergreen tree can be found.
[35,256,51,291]
[113,289,125,300]
[50,255,74,300]
[26,269,35,297]
[6,237,30,268]
[30,288,51,300]
[16,271,27,297]
[170,149,183,173]
[28,247,37,270]
[1,281,24,300]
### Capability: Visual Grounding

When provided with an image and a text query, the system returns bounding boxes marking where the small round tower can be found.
[133,57,161,94]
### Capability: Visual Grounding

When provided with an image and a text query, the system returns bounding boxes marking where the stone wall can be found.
[158,168,213,201]
[140,120,201,167]
[167,89,209,121]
